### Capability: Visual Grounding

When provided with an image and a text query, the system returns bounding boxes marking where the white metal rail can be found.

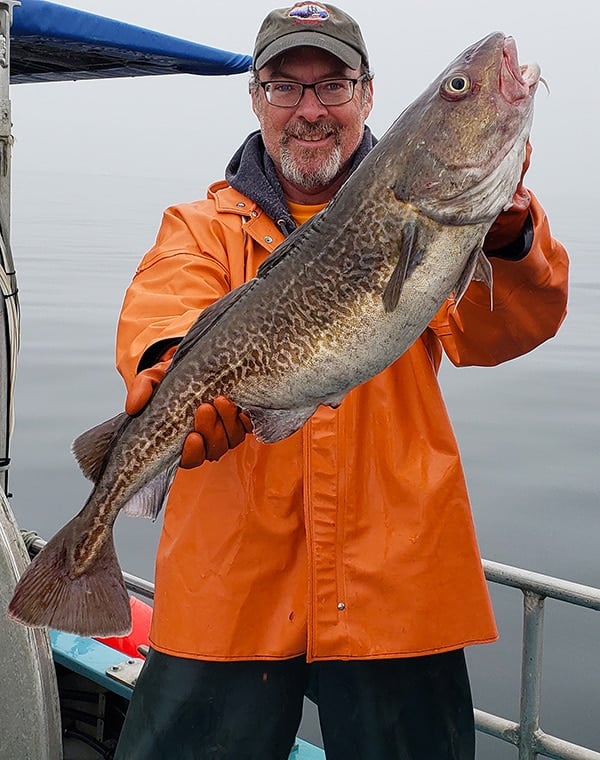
[476,560,600,760]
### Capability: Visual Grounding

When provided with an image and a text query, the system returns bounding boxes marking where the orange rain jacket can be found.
[116,181,569,662]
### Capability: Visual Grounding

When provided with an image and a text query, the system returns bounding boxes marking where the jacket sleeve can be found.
[428,191,569,367]
[116,202,234,388]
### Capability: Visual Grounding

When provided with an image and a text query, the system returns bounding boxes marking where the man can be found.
[114,4,569,759]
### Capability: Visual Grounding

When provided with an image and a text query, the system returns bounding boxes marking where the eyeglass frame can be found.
[256,74,370,108]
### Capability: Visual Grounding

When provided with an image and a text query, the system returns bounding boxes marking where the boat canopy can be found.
[10,0,253,84]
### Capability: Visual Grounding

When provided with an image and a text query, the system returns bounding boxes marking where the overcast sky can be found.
[9,0,599,230]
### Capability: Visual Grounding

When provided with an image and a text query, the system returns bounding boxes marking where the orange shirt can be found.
[287,200,328,226]
[116,182,568,661]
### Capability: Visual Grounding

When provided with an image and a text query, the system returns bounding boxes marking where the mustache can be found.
[282,121,340,142]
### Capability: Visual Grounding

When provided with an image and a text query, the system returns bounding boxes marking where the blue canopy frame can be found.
[10,0,253,83]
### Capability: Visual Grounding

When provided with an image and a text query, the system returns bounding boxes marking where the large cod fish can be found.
[9,32,540,636]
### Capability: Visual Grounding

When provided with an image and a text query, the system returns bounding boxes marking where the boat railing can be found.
[124,558,600,760]
[26,536,600,760]
[476,560,600,760]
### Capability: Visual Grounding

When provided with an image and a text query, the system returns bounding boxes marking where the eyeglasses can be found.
[257,75,368,108]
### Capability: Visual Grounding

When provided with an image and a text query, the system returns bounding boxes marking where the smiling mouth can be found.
[285,122,339,144]
[292,132,333,143]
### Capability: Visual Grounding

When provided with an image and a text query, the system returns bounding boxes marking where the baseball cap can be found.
[253,2,370,71]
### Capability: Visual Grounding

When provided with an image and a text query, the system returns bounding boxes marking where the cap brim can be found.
[254,32,362,70]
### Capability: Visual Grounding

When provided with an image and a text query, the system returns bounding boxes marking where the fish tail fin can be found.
[7,517,131,637]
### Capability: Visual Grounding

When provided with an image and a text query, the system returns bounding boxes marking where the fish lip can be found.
[500,36,540,102]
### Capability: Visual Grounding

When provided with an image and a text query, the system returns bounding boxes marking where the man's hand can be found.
[180,396,253,468]
[484,140,532,254]
[125,348,252,468]
[125,345,178,416]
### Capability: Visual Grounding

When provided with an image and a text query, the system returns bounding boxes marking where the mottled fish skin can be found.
[8,32,539,636]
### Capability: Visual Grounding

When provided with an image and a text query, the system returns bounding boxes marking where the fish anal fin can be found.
[122,463,178,520]
[246,405,317,444]
[453,248,494,308]
[382,221,423,312]
[8,517,131,637]
[72,412,129,483]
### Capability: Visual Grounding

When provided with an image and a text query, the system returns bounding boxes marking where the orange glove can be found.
[483,140,532,254]
[125,345,178,416]
[125,347,252,468]
[180,396,253,468]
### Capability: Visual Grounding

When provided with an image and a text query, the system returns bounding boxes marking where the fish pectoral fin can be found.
[122,462,178,520]
[246,405,317,444]
[453,248,494,307]
[382,220,423,312]
[71,412,130,482]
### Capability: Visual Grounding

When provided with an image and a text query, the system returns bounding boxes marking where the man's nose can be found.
[294,85,329,120]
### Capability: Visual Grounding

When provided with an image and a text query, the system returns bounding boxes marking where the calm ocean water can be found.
[7,170,600,757]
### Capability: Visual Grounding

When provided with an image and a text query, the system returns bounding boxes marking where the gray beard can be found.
[279,142,343,192]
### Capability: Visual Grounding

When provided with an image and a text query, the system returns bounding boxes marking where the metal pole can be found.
[0,0,20,498]
[519,590,546,760]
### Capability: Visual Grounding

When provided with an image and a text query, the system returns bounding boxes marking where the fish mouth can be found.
[500,37,541,103]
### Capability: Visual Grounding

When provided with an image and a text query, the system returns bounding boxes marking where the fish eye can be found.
[440,73,471,100]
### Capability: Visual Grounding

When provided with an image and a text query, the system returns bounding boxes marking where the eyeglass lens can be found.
[263,79,358,107]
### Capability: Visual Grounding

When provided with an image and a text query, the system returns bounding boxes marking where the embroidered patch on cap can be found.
[288,2,329,22]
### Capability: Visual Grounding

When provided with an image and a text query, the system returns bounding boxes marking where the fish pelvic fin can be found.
[7,517,131,637]
[122,462,178,520]
[382,220,423,312]
[246,405,317,443]
[453,247,494,308]
[72,411,130,483]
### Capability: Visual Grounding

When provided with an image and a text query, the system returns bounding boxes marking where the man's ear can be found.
[249,80,261,118]
[363,78,374,117]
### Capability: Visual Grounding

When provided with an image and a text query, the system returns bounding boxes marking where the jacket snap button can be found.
[236,202,246,208]
[264,236,273,244]
[337,602,346,611]
[251,211,258,218]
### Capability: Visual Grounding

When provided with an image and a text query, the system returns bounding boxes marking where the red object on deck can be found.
[96,596,152,658]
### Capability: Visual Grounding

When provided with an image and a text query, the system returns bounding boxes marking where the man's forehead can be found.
[260,46,357,77]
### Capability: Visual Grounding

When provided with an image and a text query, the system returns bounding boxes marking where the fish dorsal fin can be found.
[174,212,327,366]
[256,233,298,279]
[257,211,325,279]
[171,280,257,366]
[71,412,129,483]
[453,248,494,308]
[382,220,422,312]
[122,461,178,520]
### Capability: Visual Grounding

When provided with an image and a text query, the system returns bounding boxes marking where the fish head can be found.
[391,32,540,225]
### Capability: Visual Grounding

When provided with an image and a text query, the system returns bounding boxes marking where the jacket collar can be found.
[225,127,376,237]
